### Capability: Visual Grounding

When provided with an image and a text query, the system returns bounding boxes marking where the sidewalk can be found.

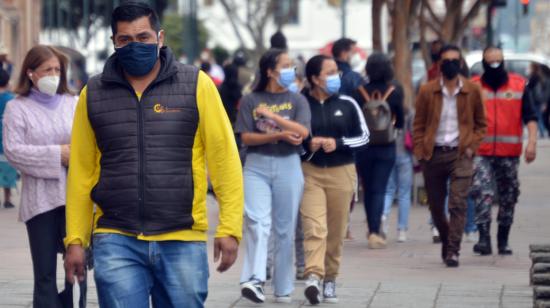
[2,141,549,307]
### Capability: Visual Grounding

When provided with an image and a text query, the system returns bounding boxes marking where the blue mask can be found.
[277,68,296,88]
[288,82,299,93]
[115,42,158,76]
[325,74,341,95]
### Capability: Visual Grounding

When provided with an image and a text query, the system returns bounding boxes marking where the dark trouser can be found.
[26,206,87,308]
[356,145,396,234]
[422,148,473,256]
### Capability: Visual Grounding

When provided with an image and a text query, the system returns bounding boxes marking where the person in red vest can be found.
[470,46,538,256]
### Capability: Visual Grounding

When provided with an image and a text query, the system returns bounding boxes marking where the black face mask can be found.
[440,59,461,80]
[481,60,508,91]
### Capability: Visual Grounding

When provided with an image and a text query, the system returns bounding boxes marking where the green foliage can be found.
[161,13,209,56]
[42,0,169,30]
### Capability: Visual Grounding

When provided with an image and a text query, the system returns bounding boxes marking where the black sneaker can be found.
[304,274,321,305]
[240,280,265,303]
[3,201,14,209]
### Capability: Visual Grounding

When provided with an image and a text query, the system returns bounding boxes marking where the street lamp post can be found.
[341,0,347,37]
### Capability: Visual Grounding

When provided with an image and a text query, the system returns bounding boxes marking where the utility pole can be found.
[182,0,199,64]
[486,2,494,47]
[341,0,347,37]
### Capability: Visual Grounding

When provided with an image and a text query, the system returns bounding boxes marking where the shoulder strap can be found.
[382,86,395,101]
[357,86,371,103]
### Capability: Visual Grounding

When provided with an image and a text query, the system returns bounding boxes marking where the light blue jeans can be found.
[383,152,413,231]
[93,233,208,308]
[240,152,304,297]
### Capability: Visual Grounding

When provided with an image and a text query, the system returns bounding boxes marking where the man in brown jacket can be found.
[413,45,487,267]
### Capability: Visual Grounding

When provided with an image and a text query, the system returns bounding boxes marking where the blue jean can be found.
[267,214,305,271]
[240,153,304,296]
[356,145,396,234]
[464,196,477,233]
[93,233,208,308]
[383,151,413,231]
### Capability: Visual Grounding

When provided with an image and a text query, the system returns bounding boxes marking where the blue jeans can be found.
[93,234,208,308]
[464,197,477,233]
[356,145,396,234]
[383,152,413,231]
[240,153,304,296]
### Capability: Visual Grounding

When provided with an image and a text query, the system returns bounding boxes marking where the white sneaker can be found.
[323,281,338,303]
[432,226,441,243]
[381,215,389,237]
[241,280,265,303]
[304,274,322,305]
[274,295,292,303]
[465,232,477,243]
[398,230,407,242]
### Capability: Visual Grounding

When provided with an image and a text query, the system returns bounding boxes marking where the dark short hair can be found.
[305,55,332,88]
[483,45,502,56]
[0,69,9,87]
[111,2,161,35]
[270,31,288,50]
[253,49,286,93]
[366,52,394,83]
[438,44,462,58]
[200,61,211,73]
[331,38,356,59]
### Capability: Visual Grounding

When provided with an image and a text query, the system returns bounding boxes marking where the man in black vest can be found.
[63,2,243,307]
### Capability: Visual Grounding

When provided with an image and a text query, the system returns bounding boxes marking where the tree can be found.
[386,0,422,108]
[372,0,385,52]
[218,0,297,61]
[421,0,490,44]
[42,0,170,48]
[161,13,209,57]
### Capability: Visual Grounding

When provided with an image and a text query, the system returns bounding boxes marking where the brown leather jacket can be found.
[413,77,487,161]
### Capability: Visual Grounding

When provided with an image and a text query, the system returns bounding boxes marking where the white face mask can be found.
[36,76,60,96]
[350,53,362,69]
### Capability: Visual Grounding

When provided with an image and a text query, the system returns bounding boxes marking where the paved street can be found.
[1,141,549,307]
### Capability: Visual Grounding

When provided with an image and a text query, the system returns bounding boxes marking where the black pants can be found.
[356,144,396,234]
[26,207,87,308]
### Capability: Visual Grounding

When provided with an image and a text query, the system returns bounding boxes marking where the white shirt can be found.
[435,78,462,147]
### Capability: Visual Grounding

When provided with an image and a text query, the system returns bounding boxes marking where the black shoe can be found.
[445,254,459,267]
[3,201,14,209]
[473,223,492,255]
[497,225,513,255]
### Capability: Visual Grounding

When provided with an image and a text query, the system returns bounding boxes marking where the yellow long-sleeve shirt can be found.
[64,71,243,248]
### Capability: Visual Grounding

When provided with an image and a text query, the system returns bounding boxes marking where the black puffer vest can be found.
[87,47,199,235]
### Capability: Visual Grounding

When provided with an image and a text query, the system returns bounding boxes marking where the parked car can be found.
[465,51,550,78]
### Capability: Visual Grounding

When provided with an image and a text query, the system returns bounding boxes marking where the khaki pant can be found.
[300,162,357,281]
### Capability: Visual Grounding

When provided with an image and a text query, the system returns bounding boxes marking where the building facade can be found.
[0,0,41,78]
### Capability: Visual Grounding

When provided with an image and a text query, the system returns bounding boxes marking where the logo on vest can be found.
[153,104,183,113]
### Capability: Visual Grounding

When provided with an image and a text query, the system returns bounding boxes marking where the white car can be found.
[465,51,550,78]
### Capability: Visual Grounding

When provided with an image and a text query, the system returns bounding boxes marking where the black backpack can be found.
[358,85,396,145]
